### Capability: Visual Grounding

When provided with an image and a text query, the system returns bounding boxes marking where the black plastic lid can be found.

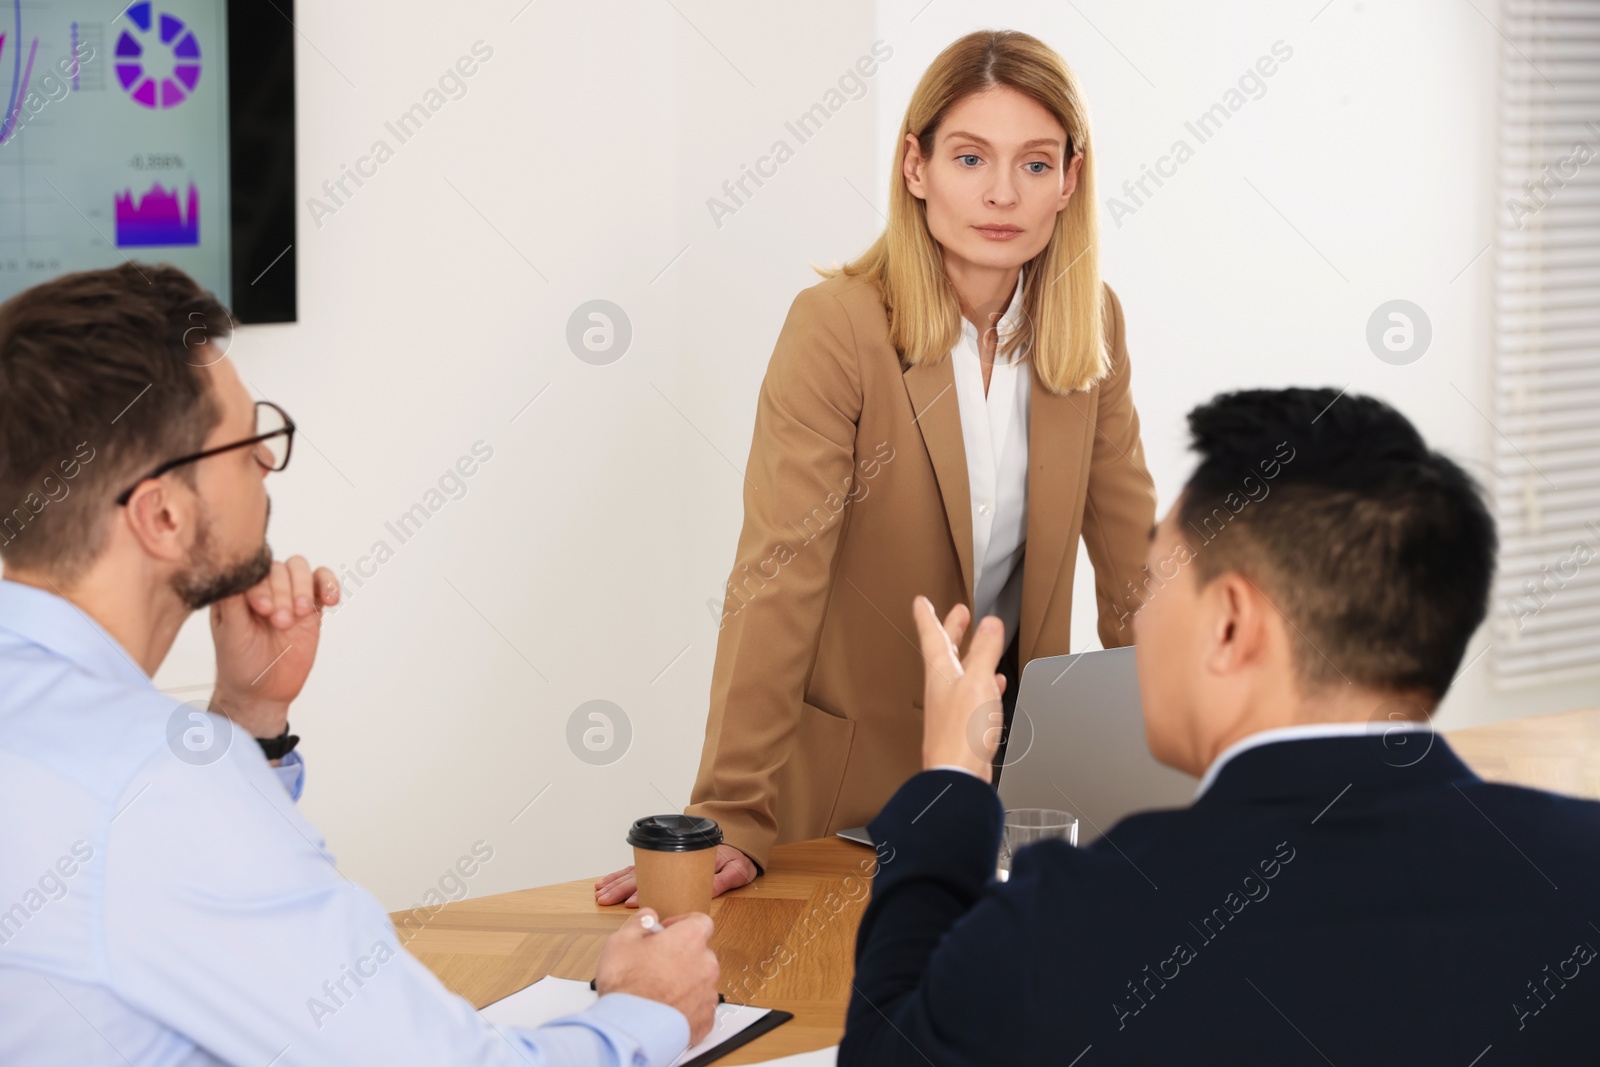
[626,814,723,852]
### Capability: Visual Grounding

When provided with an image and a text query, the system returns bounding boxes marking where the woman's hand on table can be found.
[594,844,758,907]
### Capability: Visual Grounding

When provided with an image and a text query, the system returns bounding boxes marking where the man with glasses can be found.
[0,264,718,1065]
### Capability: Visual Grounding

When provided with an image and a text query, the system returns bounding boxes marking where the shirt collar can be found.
[0,578,151,686]
[1193,720,1434,799]
[959,267,1027,354]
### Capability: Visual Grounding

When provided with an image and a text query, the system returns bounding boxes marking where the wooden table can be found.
[395,708,1600,1063]
[395,837,872,1062]
[1443,705,1600,800]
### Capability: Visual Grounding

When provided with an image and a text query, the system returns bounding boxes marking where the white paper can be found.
[480,975,775,1066]
[480,975,598,1030]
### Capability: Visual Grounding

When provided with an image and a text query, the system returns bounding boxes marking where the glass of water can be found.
[997,808,1078,880]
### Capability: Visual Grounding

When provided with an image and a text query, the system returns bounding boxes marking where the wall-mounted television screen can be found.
[0,0,296,322]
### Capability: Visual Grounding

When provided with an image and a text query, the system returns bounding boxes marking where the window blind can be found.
[1491,0,1600,685]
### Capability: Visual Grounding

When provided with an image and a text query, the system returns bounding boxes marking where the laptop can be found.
[837,645,1196,847]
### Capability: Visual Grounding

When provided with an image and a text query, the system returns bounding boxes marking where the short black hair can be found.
[0,263,229,578]
[1176,387,1496,703]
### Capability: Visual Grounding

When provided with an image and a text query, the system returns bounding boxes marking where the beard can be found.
[171,502,274,611]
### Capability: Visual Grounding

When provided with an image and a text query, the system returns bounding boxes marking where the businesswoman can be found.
[598,29,1155,905]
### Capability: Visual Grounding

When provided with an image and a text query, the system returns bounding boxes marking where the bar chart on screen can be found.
[114,179,199,247]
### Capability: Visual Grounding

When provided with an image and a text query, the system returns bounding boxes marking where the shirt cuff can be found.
[541,993,689,1067]
[272,749,305,802]
[928,763,985,779]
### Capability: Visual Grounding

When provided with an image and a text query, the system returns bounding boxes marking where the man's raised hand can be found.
[912,595,1008,781]
[210,556,339,739]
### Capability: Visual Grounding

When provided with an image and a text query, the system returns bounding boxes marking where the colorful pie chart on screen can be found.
[114,2,201,109]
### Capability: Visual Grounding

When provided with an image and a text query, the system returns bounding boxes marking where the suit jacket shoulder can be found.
[791,271,892,356]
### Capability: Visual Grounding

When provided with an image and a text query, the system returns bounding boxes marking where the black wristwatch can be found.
[257,723,300,761]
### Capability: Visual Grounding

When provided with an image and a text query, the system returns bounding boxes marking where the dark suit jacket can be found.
[842,734,1600,1065]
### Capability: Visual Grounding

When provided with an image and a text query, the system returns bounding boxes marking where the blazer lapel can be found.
[1019,368,1095,664]
[903,357,975,608]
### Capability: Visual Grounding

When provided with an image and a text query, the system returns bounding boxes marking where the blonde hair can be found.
[818,29,1106,395]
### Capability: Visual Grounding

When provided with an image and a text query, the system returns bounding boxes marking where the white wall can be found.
[873,0,1599,726]
[152,0,1597,910]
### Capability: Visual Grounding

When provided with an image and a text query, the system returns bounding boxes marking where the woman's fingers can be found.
[595,867,639,905]
[595,865,635,890]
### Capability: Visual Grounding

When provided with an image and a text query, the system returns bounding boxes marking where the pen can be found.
[590,914,727,1001]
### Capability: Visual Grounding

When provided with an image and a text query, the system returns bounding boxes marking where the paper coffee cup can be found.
[626,814,722,919]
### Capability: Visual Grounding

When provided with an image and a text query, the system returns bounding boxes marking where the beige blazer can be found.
[686,272,1156,870]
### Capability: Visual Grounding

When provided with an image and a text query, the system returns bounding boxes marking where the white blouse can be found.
[948,267,1031,646]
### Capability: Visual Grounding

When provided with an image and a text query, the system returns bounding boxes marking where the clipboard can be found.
[679,1007,794,1066]
[479,975,793,1065]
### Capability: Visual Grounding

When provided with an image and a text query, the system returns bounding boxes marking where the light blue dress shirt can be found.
[0,579,689,1066]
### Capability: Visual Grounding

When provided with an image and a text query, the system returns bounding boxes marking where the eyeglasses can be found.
[114,400,296,506]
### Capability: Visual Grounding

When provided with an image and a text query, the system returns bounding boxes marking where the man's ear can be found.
[122,479,193,564]
[902,132,928,200]
[1203,572,1273,677]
